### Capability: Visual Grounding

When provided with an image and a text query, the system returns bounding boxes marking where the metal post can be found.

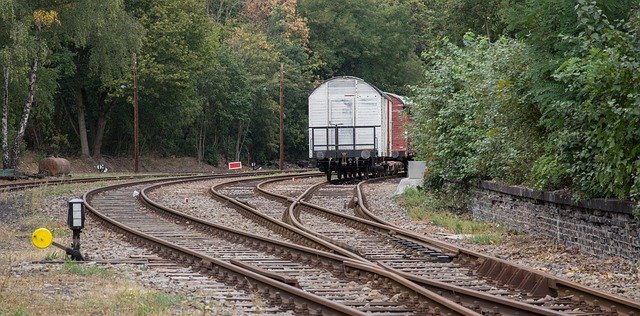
[279,63,284,170]
[132,53,139,173]
[334,125,339,152]
[72,229,81,252]
[352,126,356,150]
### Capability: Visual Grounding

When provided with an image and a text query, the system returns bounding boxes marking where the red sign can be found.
[228,161,242,170]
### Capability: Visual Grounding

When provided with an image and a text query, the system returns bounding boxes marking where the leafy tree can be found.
[206,0,247,23]
[1,0,144,169]
[499,0,637,113]
[535,0,640,199]
[411,34,542,187]
[54,0,144,159]
[60,1,144,158]
[197,0,313,164]
[300,0,421,92]
[129,0,215,155]
[0,1,59,169]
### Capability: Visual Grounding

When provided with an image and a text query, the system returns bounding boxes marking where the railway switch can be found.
[31,198,86,260]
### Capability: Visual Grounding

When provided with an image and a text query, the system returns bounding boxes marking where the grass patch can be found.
[0,307,27,316]
[83,290,184,315]
[62,261,114,277]
[466,234,505,245]
[44,250,63,261]
[17,215,73,243]
[1,258,189,315]
[398,187,507,244]
[136,292,184,315]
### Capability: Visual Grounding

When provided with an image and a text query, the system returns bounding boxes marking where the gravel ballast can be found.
[363,178,640,302]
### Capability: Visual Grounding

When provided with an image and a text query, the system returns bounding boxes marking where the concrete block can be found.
[394,178,423,196]
[408,161,426,179]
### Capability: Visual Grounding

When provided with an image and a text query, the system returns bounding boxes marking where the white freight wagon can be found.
[308,76,410,181]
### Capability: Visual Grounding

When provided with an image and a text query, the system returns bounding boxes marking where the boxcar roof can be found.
[385,93,408,107]
[310,76,391,101]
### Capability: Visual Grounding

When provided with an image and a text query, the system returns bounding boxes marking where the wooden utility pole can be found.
[279,63,284,170]
[132,53,139,173]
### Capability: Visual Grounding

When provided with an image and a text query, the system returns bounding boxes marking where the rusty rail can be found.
[355,180,640,316]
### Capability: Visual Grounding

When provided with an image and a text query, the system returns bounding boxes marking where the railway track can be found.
[214,175,563,314]
[85,173,478,315]
[253,176,640,316]
[0,173,184,192]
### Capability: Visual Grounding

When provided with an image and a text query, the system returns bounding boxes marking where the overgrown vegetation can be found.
[398,187,506,245]
[411,0,640,202]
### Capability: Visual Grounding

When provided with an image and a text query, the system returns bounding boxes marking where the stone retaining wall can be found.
[470,182,640,262]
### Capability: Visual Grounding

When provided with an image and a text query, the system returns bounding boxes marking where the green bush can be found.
[539,1,640,199]
[411,1,640,201]
[530,153,570,190]
[411,34,542,189]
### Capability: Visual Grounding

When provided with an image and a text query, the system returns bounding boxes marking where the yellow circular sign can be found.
[31,228,53,249]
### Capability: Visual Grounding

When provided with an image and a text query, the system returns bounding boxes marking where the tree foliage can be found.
[411,34,542,187]
[536,0,640,199]
[410,0,640,200]
[1,0,638,203]
[300,0,421,92]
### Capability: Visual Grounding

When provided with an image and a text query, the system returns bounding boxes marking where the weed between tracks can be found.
[398,187,507,245]
[62,261,114,277]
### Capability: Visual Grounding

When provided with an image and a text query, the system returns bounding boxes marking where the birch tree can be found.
[0,5,58,169]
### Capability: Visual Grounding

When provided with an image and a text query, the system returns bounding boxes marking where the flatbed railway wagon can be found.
[308,76,411,181]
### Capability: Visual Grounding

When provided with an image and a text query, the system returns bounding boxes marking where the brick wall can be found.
[470,182,640,262]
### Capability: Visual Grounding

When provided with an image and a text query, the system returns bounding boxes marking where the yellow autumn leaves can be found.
[32,9,59,27]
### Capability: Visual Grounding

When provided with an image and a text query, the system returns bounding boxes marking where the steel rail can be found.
[83,174,365,315]
[210,175,368,261]
[258,178,580,315]
[0,173,182,192]
[210,174,481,315]
[257,179,459,256]
[355,180,640,316]
[96,172,482,315]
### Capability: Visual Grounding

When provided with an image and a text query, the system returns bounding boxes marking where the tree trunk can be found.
[197,122,205,163]
[92,95,115,159]
[2,66,9,169]
[74,87,91,158]
[9,56,38,169]
[239,120,250,160]
[485,15,491,41]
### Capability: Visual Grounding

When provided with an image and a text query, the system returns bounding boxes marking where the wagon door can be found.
[329,98,355,150]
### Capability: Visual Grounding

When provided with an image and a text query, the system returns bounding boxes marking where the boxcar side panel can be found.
[354,100,380,150]
[389,94,409,154]
[355,79,385,156]
[308,83,328,158]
